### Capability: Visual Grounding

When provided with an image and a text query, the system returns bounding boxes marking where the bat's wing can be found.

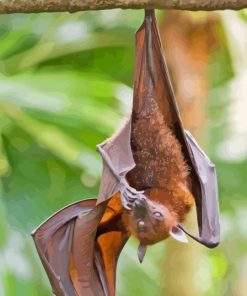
[95,193,129,296]
[96,118,135,205]
[32,194,128,296]
[96,119,145,210]
[138,10,220,247]
[179,131,220,248]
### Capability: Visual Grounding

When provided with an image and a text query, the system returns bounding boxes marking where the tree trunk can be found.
[159,11,219,296]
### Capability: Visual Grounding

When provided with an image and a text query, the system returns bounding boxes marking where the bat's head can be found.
[126,196,188,246]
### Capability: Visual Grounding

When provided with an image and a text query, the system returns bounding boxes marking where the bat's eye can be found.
[153,211,163,218]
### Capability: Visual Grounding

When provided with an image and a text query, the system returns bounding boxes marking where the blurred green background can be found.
[0,9,247,296]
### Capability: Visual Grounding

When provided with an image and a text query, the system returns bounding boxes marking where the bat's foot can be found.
[119,178,145,210]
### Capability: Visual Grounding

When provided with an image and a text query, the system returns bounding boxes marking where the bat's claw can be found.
[125,185,144,195]
[120,191,134,209]
[119,178,146,210]
[120,193,131,210]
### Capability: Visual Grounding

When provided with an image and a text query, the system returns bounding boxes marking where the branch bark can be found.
[0,0,247,14]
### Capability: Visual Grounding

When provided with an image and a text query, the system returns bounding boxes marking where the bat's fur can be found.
[124,101,194,245]
[129,106,188,190]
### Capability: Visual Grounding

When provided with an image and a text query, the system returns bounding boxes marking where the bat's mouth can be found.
[137,223,148,233]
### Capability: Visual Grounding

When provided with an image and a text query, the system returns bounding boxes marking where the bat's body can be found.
[129,101,188,191]
[124,100,194,246]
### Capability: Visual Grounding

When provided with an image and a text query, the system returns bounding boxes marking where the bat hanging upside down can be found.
[121,99,195,261]
[32,10,219,296]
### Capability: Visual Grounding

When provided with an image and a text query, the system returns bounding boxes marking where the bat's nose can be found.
[134,198,147,219]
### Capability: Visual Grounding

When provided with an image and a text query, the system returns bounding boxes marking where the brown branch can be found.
[0,0,247,14]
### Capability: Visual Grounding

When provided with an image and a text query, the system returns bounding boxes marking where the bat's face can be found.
[127,196,178,245]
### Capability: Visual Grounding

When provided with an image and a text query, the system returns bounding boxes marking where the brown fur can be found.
[128,109,188,190]
[125,104,194,244]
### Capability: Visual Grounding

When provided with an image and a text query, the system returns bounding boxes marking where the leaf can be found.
[0,71,123,135]
[0,198,8,249]
[1,102,101,177]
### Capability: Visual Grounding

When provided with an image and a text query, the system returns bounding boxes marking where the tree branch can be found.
[0,0,247,14]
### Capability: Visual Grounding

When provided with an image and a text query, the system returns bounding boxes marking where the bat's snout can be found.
[133,197,148,219]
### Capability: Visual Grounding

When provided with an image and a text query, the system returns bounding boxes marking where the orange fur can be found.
[148,183,194,223]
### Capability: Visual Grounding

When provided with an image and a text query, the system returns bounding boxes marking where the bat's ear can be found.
[169,226,188,243]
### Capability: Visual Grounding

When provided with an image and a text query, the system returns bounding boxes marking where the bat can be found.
[32,9,220,296]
